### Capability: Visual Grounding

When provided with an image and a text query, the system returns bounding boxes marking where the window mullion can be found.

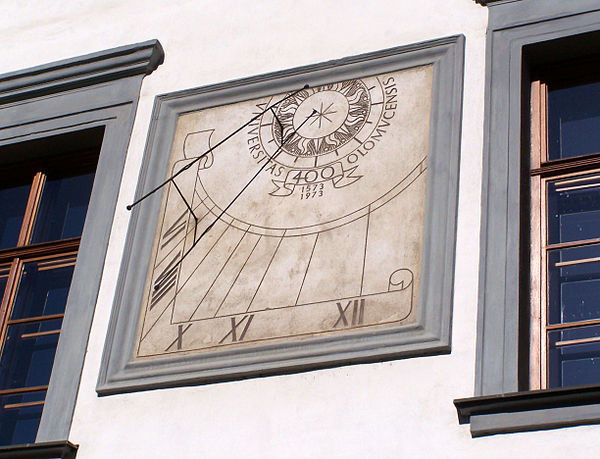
[0,260,22,358]
[530,173,543,390]
[16,172,45,247]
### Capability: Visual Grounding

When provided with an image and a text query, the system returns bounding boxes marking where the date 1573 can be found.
[299,183,324,199]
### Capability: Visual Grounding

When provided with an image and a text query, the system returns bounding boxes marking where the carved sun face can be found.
[272,80,371,157]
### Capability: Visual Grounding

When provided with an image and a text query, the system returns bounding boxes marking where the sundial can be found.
[134,65,433,358]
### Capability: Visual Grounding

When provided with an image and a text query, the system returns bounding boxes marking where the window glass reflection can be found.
[0,319,62,390]
[0,390,45,446]
[547,174,600,244]
[31,172,94,243]
[0,184,30,249]
[547,245,600,325]
[548,325,600,388]
[10,259,74,320]
[548,80,600,160]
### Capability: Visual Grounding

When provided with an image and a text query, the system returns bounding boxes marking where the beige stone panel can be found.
[296,216,367,306]
[192,231,261,318]
[217,235,284,316]
[172,221,246,322]
[361,172,427,302]
[248,233,319,311]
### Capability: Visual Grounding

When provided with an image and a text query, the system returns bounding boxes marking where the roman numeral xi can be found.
[219,314,254,344]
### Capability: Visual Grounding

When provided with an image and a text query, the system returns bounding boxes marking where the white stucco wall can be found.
[3,1,600,457]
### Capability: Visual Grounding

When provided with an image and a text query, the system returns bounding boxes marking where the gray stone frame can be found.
[97,35,464,395]
[0,41,163,442]
[460,0,600,437]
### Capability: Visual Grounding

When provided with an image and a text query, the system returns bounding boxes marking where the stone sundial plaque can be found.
[135,65,433,359]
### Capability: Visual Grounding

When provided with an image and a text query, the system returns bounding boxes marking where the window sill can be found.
[454,385,600,436]
[0,441,77,458]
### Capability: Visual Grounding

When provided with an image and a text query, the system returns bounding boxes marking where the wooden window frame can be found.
[529,67,600,390]
[0,150,98,444]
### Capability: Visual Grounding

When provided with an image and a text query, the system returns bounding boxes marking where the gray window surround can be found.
[97,35,465,395]
[0,40,163,443]
[455,0,600,437]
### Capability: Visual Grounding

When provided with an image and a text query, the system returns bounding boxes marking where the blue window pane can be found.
[10,260,74,320]
[0,319,62,390]
[0,391,45,446]
[0,267,8,299]
[31,172,94,243]
[548,80,600,160]
[0,183,30,250]
[547,244,600,325]
[547,174,600,244]
[548,325,600,388]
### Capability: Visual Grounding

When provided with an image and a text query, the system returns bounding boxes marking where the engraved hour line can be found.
[173,223,231,298]
[213,234,263,318]
[359,207,371,296]
[246,232,286,312]
[126,85,310,211]
[164,323,193,351]
[139,297,173,343]
[294,232,319,306]
[186,228,249,321]
[333,299,365,328]
[219,314,254,343]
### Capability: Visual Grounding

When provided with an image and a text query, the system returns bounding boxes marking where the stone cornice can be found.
[0,39,164,104]
[474,0,516,5]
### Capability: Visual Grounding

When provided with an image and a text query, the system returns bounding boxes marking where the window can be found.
[0,40,163,444]
[0,132,100,445]
[454,0,600,437]
[530,65,600,390]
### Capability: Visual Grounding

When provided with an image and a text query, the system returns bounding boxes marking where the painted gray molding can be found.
[0,40,163,442]
[464,0,600,437]
[0,40,163,104]
[487,0,600,29]
[97,35,465,395]
[474,0,517,6]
